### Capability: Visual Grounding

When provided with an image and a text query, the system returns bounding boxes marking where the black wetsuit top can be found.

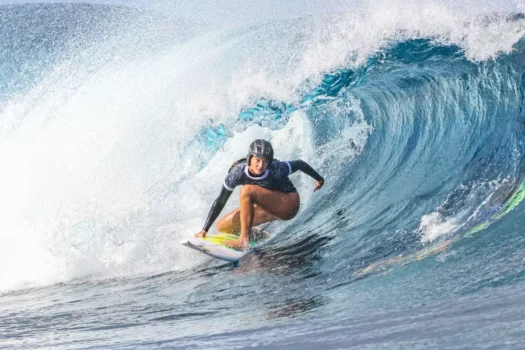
[225,159,298,193]
[202,159,324,232]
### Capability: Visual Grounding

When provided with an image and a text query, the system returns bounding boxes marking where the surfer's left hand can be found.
[195,230,207,238]
[314,179,324,192]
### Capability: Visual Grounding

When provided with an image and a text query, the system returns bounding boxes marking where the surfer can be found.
[195,139,325,251]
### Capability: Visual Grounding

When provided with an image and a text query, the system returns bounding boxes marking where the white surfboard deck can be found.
[181,231,269,263]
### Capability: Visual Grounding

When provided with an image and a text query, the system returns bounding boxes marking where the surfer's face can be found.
[249,156,269,175]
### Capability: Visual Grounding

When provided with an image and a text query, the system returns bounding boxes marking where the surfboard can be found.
[181,231,269,262]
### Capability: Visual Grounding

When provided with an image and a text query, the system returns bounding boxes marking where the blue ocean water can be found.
[1,2,525,349]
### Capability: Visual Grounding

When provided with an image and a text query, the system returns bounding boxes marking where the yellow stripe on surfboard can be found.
[201,233,257,247]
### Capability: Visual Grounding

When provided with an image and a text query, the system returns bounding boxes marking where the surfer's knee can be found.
[240,185,257,200]
[215,214,232,232]
[215,219,226,232]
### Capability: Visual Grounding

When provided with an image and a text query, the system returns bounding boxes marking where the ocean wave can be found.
[0,2,524,293]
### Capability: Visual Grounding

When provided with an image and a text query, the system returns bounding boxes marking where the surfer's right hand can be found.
[195,230,207,238]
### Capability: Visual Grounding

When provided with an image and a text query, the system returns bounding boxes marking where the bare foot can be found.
[223,238,250,251]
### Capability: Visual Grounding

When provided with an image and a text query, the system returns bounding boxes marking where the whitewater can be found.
[1,0,525,348]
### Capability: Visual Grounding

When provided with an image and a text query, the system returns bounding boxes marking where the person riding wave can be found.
[195,139,325,251]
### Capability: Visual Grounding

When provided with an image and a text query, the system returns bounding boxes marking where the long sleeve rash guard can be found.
[201,159,323,232]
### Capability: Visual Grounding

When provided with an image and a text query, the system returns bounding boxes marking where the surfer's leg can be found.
[239,185,300,221]
[216,206,277,234]
[224,185,300,250]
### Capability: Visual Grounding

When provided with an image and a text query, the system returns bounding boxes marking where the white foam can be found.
[419,178,513,243]
[418,212,460,243]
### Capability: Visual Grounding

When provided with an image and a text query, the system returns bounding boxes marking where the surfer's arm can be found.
[289,160,324,181]
[201,186,233,233]
[288,160,324,191]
